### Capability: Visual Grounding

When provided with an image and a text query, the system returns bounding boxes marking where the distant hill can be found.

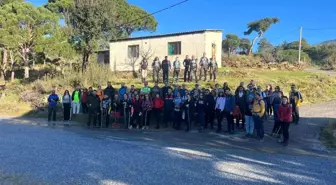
[316,39,336,46]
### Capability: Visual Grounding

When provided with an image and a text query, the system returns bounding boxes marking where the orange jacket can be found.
[96,89,104,102]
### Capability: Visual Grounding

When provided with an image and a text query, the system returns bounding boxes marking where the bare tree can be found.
[127,44,155,78]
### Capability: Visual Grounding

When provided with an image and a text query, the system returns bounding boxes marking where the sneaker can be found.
[142,126,145,130]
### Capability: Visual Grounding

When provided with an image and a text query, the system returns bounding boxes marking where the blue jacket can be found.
[48,94,59,108]
[119,87,127,100]
[224,95,235,112]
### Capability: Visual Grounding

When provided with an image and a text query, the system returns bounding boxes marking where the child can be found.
[152,93,164,129]
[141,94,153,129]
[102,95,111,128]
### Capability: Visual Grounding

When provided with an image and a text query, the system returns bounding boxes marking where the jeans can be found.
[173,70,180,82]
[152,108,162,128]
[199,68,207,81]
[184,69,190,82]
[190,70,197,82]
[216,109,225,132]
[142,110,151,127]
[253,115,264,139]
[174,111,182,130]
[48,107,57,121]
[245,115,254,135]
[72,101,81,114]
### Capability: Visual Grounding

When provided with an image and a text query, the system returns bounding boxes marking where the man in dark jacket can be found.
[162,82,172,97]
[87,90,101,127]
[161,56,171,83]
[104,81,115,101]
[164,89,174,127]
[225,90,236,134]
[183,55,191,82]
[151,82,162,99]
[205,89,216,129]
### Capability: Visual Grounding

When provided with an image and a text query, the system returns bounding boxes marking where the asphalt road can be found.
[0,118,336,185]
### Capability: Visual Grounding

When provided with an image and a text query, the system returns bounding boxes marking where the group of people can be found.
[47,80,303,146]
[140,52,219,83]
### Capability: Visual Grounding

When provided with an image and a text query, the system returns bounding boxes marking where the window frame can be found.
[168,41,181,55]
[128,45,140,58]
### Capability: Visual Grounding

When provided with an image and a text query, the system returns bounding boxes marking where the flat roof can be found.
[110,29,222,43]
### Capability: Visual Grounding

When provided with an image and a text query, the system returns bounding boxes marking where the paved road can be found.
[1,117,336,185]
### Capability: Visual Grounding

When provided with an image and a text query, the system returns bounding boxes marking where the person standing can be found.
[151,82,162,99]
[162,82,172,97]
[161,56,171,83]
[62,90,72,122]
[119,83,127,100]
[189,56,198,82]
[271,91,282,137]
[71,86,81,115]
[252,93,266,141]
[235,86,247,129]
[223,82,231,92]
[141,94,153,129]
[152,57,161,83]
[140,58,148,83]
[195,93,206,131]
[289,84,303,124]
[111,94,121,127]
[81,88,88,114]
[199,52,209,81]
[140,81,151,96]
[121,94,132,129]
[209,58,218,82]
[104,81,115,101]
[244,96,254,137]
[215,89,226,133]
[96,85,104,102]
[205,89,216,129]
[190,84,201,99]
[277,96,293,146]
[130,94,142,129]
[47,89,59,123]
[173,57,181,83]
[164,89,174,127]
[87,90,101,128]
[102,95,111,128]
[183,55,191,82]
[225,90,236,134]
[182,94,193,132]
[152,93,164,129]
[173,92,183,130]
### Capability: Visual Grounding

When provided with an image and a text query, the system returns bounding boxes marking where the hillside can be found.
[316,39,336,46]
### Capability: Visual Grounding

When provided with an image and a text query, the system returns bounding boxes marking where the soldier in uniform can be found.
[140,59,148,83]
[209,58,218,82]
[152,57,161,83]
[199,52,209,81]
[190,55,198,82]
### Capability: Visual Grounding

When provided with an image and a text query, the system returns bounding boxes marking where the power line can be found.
[304,27,336,31]
[119,0,189,27]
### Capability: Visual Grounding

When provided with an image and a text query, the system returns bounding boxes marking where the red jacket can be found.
[153,98,164,109]
[277,104,292,122]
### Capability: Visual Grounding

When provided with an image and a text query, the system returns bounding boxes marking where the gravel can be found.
[0,119,335,185]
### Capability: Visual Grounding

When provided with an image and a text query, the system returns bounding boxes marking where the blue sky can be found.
[29,0,336,45]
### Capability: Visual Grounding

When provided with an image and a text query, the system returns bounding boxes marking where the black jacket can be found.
[164,94,174,111]
[104,86,115,100]
[87,94,100,110]
[235,92,247,113]
[162,86,172,97]
[162,60,171,71]
[205,94,216,111]
[183,59,191,71]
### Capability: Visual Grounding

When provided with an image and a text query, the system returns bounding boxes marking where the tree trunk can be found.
[24,65,29,79]
[9,50,15,82]
[43,58,46,68]
[11,70,15,82]
[82,51,90,73]
[249,36,259,55]
[1,48,8,80]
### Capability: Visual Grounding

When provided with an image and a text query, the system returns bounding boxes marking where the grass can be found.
[0,62,336,117]
[321,119,336,148]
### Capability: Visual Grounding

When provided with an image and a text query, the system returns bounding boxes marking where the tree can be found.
[0,1,58,79]
[258,38,273,53]
[239,38,251,54]
[48,0,157,72]
[244,17,279,55]
[222,34,240,57]
[277,49,311,64]
[283,38,310,51]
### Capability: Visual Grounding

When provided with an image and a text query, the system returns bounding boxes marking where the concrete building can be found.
[109,29,222,71]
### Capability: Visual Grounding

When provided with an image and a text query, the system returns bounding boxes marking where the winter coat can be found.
[161,59,171,71]
[151,86,162,99]
[206,94,216,110]
[235,91,247,113]
[48,94,59,108]
[153,98,164,109]
[119,87,127,100]
[164,94,174,111]
[162,86,172,97]
[277,104,293,123]
[96,89,104,102]
[131,98,142,113]
[87,94,100,111]
[224,95,236,113]
[104,86,115,100]
[142,99,153,111]
[183,59,191,71]
[195,98,206,114]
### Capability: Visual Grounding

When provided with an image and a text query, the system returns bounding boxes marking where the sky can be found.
[28,0,336,46]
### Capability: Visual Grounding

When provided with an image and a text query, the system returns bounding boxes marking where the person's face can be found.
[257,87,261,91]
[65,90,69,95]
[239,87,243,92]
[192,56,195,60]
[226,90,231,95]
[282,97,288,104]
[165,56,168,60]
[89,88,93,92]
[224,83,228,87]
[107,82,111,87]
[291,86,296,91]
[215,84,219,88]
[186,55,189,59]
[131,85,134,90]
[240,82,244,86]
[156,94,160,98]
[203,53,206,57]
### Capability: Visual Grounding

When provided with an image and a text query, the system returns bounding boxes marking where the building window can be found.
[168,42,181,55]
[128,45,139,58]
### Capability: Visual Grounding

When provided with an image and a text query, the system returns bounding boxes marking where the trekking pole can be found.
[188,106,191,131]
[123,102,127,129]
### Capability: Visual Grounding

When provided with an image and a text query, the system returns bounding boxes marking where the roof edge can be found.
[110,29,222,43]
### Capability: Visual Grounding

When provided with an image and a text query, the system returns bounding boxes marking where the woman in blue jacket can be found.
[225,90,236,134]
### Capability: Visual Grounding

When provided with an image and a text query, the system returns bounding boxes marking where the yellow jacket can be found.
[252,99,265,117]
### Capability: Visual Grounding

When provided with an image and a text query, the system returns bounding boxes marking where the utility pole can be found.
[298,26,302,64]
